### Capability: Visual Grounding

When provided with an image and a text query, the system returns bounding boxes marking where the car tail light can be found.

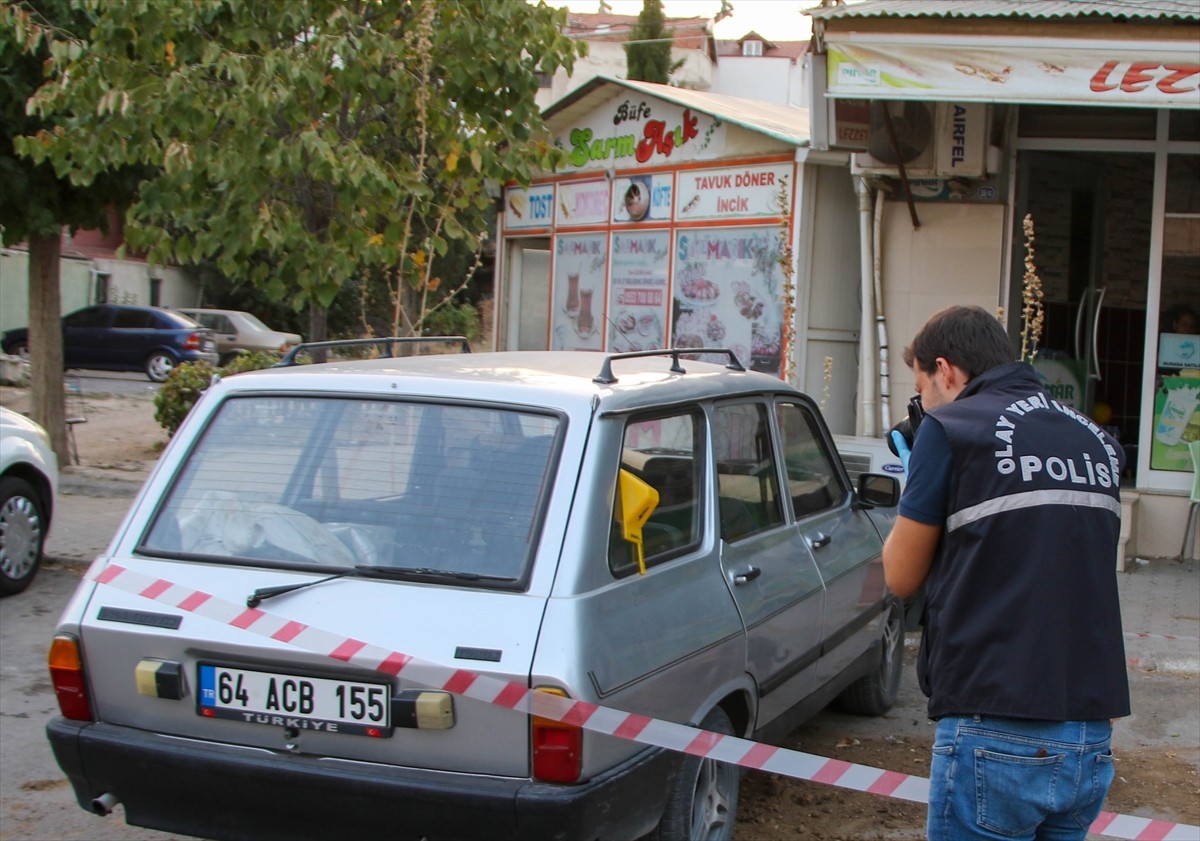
[184,332,202,351]
[531,686,582,783]
[49,634,94,721]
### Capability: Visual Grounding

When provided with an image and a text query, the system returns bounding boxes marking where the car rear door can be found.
[775,400,888,688]
[110,307,162,366]
[713,398,825,726]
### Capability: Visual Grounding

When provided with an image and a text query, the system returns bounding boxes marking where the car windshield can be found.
[140,396,560,585]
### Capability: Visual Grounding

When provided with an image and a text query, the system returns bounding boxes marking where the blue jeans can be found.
[928,716,1115,841]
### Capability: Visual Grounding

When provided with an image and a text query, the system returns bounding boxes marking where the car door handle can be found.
[733,566,762,586]
[807,532,831,550]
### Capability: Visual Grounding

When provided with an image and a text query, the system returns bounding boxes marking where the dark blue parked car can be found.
[1,304,219,382]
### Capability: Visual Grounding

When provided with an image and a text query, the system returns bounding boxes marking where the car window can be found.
[139,396,560,583]
[776,402,846,518]
[113,309,158,329]
[238,312,272,331]
[63,307,110,328]
[608,411,703,577]
[212,315,234,333]
[713,401,784,541]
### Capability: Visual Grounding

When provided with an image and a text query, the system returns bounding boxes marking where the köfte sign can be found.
[557,97,725,170]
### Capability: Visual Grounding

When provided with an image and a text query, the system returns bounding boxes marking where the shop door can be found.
[1014,153,1107,414]
[1014,151,1153,477]
[502,240,550,350]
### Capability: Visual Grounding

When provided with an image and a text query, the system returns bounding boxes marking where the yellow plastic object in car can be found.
[618,469,660,575]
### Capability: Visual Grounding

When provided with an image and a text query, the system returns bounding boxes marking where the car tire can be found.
[0,476,48,596]
[649,706,740,841]
[145,351,177,383]
[837,599,904,716]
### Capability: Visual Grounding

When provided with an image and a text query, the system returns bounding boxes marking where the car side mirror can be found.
[618,469,660,575]
[855,473,900,509]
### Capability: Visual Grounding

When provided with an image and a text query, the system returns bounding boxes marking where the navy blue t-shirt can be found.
[897,417,952,527]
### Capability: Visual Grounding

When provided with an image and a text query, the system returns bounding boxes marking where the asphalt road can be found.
[68,370,164,398]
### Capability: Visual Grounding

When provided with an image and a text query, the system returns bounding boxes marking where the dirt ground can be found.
[4,385,1198,841]
[735,721,1200,840]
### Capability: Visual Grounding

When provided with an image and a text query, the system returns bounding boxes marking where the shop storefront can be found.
[808,2,1200,557]
[495,77,867,433]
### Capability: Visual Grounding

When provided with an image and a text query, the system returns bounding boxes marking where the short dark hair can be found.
[903,305,1015,379]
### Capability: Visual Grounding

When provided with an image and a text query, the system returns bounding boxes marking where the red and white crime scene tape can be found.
[93,564,1199,841]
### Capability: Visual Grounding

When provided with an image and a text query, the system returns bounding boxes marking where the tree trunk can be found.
[308,301,328,363]
[27,230,68,464]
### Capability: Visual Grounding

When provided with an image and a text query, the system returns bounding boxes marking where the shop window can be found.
[1018,106,1156,140]
[1169,110,1200,143]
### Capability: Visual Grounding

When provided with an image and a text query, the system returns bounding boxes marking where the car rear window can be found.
[140,396,560,584]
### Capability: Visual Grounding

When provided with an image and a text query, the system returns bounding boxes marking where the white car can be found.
[175,308,302,365]
[0,406,58,595]
[45,341,901,840]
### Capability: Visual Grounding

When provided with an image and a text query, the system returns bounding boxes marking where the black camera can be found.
[887,394,925,456]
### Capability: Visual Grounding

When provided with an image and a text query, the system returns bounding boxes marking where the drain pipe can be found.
[855,176,877,437]
[873,183,892,432]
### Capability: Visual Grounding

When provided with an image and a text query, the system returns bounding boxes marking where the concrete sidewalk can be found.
[42,469,1200,675]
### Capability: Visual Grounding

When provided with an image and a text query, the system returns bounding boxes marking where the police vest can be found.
[917,362,1131,721]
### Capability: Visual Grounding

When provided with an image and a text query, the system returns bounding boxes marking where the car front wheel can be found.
[650,706,740,841]
[0,476,48,596]
[145,351,177,382]
[837,599,904,716]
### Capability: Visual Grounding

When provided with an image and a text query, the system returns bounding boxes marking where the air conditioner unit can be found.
[850,101,989,179]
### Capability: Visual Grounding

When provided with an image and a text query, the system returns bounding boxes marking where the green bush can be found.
[154,352,279,437]
[423,300,480,342]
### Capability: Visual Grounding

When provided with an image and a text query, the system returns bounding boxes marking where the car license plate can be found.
[197,664,392,736]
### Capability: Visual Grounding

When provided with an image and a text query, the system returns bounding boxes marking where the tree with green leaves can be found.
[625,0,682,85]
[1,0,143,461]
[9,0,584,350]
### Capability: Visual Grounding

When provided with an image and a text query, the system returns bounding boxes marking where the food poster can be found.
[551,234,608,351]
[607,231,670,352]
[503,184,554,230]
[671,227,785,376]
[612,173,673,224]
[1151,376,1200,471]
[556,180,610,227]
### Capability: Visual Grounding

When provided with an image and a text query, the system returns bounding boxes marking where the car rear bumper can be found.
[48,718,674,841]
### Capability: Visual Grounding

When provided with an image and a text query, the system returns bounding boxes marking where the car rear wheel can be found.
[837,600,904,716]
[0,476,47,596]
[650,706,740,841]
[145,351,177,382]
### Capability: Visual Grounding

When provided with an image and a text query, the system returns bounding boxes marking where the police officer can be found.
[883,305,1129,841]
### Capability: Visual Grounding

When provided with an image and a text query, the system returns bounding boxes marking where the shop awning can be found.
[823,33,1200,108]
[544,76,811,147]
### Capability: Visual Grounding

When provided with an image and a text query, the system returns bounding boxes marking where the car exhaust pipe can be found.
[91,793,120,816]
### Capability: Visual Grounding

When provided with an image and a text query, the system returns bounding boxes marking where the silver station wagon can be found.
[47,342,902,841]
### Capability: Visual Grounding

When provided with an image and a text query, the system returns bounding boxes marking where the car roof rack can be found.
[593,348,746,385]
[276,336,471,367]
